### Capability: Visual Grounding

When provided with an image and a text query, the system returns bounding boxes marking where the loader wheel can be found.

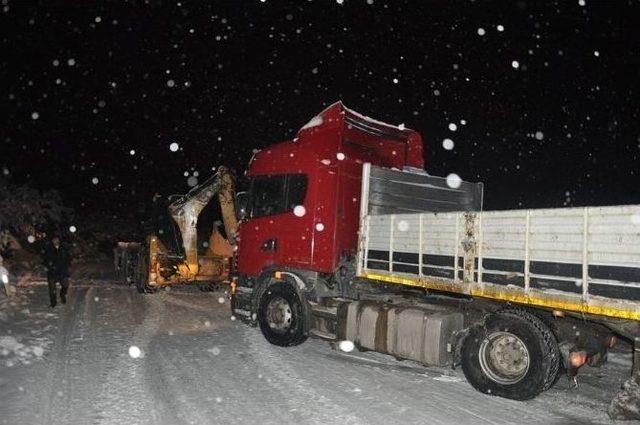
[461,310,560,400]
[135,253,156,294]
[257,282,308,347]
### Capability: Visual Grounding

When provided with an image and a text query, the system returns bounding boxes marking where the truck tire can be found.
[257,282,308,347]
[461,310,561,400]
[502,308,562,391]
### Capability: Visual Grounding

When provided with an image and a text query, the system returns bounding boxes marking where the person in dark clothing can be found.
[43,236,71,307]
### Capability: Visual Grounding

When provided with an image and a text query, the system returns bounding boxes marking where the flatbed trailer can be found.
[324,164,639,402]
[358,163,640,323]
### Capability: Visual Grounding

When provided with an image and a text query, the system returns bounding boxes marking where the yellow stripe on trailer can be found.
[360,271,640,322]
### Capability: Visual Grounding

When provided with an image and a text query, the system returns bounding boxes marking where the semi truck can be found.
[228,101,639,416]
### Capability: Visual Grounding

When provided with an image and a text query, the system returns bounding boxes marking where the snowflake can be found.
[446,173,462,189]
[442,138,454,150]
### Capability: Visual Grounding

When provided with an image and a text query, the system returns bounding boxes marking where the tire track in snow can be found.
[243,330,588,425]
[12,282,615,425]
[138,290,248,425]
[91,289,166,424]
[39,285,90,425]
[243,326,365,425]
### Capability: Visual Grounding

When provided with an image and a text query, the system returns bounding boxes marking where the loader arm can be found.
[168,166,237,276]
[217,166,238,247]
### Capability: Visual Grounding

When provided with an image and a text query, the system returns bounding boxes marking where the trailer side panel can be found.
[358,166,640,321]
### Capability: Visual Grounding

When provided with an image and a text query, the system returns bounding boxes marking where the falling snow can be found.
[338,340,355,352]
[446,173,462,189]
[128,346,142,358]
[397,220,409,232]
[293,205,306,217]
[1,3,639,421]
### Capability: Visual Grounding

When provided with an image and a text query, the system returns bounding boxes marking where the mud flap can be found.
[608,337,640,420]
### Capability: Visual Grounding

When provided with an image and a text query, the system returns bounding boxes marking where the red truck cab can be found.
[235,101,424,282]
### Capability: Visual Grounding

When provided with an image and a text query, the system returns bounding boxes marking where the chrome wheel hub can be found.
[478,331,530,385]
[265,297,292,333]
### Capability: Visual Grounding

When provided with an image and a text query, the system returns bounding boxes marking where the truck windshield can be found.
[250,174,307,218]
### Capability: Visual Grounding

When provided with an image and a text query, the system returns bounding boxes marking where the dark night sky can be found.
[1,0,639,223]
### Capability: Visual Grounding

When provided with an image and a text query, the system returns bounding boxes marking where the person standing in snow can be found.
[42,235,71,308]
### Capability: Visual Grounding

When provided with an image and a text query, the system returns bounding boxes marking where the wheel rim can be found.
[478,331,530,385]
[265,296,293,333]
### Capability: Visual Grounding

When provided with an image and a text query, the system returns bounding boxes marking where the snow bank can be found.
[0,286,55,367]
[609,372,640,420]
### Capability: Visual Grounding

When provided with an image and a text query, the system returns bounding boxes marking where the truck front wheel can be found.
[257,282,308,347]
[461,310,560,400]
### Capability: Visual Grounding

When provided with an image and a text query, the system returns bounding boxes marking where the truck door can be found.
[237,174,311,277]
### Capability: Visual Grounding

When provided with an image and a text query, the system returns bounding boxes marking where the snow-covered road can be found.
[0,279,634,425]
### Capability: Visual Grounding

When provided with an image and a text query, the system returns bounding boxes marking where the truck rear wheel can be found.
[257,282,308,347]
[461,310,560,400]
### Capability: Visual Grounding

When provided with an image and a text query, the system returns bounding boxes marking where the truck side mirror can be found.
[235,191,249,221]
